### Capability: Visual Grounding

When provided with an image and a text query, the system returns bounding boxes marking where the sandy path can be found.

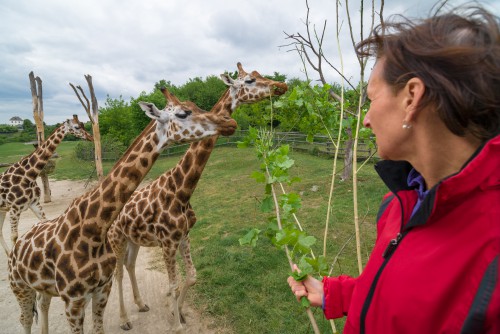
[0,179,221,334]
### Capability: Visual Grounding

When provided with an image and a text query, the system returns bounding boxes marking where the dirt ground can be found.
[0,179,224,334]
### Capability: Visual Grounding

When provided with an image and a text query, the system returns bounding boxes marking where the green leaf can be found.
[298,256,315,275]
[260,195,274,212]
[236,141,248,148]
[301,297,311,308]
[291,270,308,282]
[239,228,261,247]
[296,235,316,254]
[250,171,266,183]
[273,100,284,108]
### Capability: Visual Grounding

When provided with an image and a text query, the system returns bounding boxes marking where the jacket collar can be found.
[374,134,500,229]
[375,134,500,196]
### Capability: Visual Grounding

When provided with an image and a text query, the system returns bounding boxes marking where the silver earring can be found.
[402,122,412,129]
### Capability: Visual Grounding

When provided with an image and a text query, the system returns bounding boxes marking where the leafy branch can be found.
[238,127,330,333]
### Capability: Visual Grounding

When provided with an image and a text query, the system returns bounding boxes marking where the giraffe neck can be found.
[11,125,67,182]
[167,90,235,200]
[79,121,162,233]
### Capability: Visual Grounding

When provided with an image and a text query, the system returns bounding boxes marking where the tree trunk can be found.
[40,172,52,203]
[29,71,52,202]
[92,122,104,180]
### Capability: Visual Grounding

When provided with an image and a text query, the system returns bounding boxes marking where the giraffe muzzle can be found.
[218,117,238,136]
[272,82,288,96]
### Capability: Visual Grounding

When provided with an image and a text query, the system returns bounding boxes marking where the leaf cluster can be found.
[238,127,329,287]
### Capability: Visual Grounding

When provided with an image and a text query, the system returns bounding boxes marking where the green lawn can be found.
[0,142,387,333]
[0,142,41,163]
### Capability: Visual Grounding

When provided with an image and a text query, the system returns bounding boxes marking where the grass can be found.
[0,141,388,333]
[0,142,41,163]
[184,146,387,333]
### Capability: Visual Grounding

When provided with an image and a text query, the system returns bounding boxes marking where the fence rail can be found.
[73,130,377,161]
[158,130,377,161]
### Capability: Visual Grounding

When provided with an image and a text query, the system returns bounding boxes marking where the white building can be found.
[9,116,23,126]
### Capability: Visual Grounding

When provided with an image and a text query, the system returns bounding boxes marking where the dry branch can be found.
[69,75,103,180]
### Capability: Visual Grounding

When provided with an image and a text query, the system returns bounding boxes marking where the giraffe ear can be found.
[220,74,234,87]
[138,102,162,120]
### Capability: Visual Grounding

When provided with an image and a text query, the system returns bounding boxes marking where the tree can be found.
[22,119,36,133]
[29,71,52,202]
[282,0,381,181]
[178,75,227,111]
[99,96,135,145]
[70,75,104,180]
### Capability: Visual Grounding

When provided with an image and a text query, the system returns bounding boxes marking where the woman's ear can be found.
[404,77,425,122]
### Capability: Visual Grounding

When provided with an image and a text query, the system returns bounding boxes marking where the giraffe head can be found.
[139,89,237,147]
[61,115,94,141]
[220,62,288,112]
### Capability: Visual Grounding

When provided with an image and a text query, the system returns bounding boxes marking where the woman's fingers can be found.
[288,275,308,301]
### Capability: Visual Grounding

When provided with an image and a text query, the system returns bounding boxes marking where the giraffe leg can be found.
[177,236,197,323]
[10,282,37,334]
[9,208,21,245]
[29,200,47,221]
[162,245,184,334]
[38,292,52,334]
[125,242,150,312]
[112,237,134,330]
[0,210,9,255]
[91,279,113,334]
[64,296,89,334]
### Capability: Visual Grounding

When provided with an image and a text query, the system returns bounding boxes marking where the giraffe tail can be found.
[33,293,40,325]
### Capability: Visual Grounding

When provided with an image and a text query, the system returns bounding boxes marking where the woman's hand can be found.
[287,264,324,308]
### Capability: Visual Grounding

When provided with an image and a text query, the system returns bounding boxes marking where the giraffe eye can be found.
[245,78,256,84]
[176,110,192,119]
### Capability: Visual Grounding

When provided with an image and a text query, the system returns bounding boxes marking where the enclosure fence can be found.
[158,130,377,161]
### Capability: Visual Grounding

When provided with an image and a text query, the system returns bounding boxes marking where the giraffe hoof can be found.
[139,304,150,312]
[120,322,133,330]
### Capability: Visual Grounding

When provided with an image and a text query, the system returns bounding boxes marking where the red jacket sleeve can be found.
[322,275,357,319]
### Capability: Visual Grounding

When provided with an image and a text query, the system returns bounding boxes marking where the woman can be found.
[288,3,499,333]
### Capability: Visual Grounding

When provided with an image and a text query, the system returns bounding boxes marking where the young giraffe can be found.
[0,115,93,255]
[8,94,237,334]
[107,62,288,332]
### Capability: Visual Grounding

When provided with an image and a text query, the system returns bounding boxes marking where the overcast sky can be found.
[1,0,498,125]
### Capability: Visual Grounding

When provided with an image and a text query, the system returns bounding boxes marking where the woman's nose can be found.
[363,113,371,128]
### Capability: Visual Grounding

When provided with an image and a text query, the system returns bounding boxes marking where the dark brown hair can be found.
[357,3,500,141]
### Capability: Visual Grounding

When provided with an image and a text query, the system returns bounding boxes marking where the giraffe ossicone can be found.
[107,62,287,333]
[8,91,236,334]
[0,115,92,255]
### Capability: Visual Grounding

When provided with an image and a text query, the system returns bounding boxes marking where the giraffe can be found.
[107,62,288,332]
[8,93,238,334]
[0,115,93,255]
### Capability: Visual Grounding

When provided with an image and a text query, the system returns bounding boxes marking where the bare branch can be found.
[29,72,39,115]
[70,76,103,180]
[35,77,43,114]
[379,0,385,26]
[85,74,99,120]
[69,83,93,123]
